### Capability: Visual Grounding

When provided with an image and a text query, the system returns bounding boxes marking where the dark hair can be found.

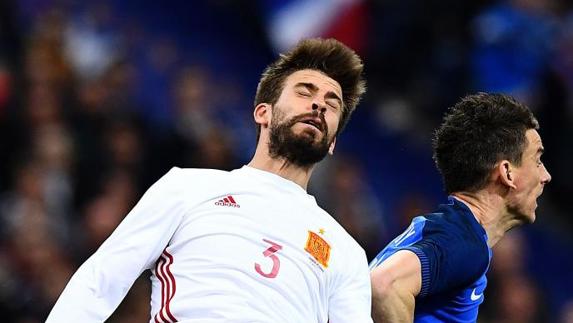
[254,38,366,139]
[433,93,539,193]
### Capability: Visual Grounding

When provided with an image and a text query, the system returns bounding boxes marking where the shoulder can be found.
[156,167,233,190]
[164,167,232,182]
[369,215,429,269]
[420,208,486,251]
[147,167,235,205]
[325,217,369,283]
[409,211,489,296]
[407,211,488,268]
[319,210,367,258]
[371,208,489,296]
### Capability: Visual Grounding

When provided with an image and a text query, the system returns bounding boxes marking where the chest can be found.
[163,190,343,288]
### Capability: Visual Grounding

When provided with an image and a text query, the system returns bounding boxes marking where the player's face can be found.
[267,69,343,166]
[508,129,552,223]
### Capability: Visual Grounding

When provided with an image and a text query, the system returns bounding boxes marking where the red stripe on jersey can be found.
[154,250,178,322]
[154,257,166,313]
[154,255,170,323]
[227,195,236,204]
[163,250,177,322]
[159,257,171,308]
[223,198,230,203]
[155,251,177,322]
[160,255,173,322]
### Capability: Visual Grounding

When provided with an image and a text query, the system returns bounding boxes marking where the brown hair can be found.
[254,38,366,139]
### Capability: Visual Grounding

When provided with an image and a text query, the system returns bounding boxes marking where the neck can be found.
[248,142,314,190]
[451,190,521,247]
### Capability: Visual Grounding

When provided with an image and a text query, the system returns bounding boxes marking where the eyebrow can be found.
[295,82,342,105]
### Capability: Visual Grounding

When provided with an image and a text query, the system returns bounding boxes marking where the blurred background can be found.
[0,0,572,322]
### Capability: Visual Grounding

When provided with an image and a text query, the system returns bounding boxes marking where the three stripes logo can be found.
[154,250,177,323]
[215,195,240,208]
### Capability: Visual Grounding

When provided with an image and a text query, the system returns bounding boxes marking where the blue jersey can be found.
[370,197,492,323]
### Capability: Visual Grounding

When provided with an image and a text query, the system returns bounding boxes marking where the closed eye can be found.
[326,99,341,110]
[537,147,545,166]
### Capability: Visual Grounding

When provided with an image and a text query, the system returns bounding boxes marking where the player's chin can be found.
[527,212,536,224]
[524,209,537,224]
[294,129,324,144]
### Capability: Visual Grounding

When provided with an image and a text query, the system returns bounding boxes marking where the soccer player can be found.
[46,38,372,322]
[369,93,552,323]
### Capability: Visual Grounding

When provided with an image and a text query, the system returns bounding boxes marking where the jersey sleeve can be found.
[46,168,189,322]
[369,216,489,298]
[407,220,488,297]
[328,245,373,323]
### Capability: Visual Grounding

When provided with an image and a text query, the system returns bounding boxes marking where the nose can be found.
[312,102,327,114]
[542,164,552,184]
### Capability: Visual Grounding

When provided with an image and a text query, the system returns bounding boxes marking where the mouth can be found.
[298,117,324,132]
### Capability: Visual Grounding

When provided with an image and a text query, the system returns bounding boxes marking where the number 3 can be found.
[254,239,283,278]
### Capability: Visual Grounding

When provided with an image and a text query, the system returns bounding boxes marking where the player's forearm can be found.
[370,250,421,322]
[46,264,113,322]
[47,253,141,322]
[371,280,415,323]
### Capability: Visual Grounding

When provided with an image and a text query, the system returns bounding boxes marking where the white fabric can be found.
[46,166,372,323]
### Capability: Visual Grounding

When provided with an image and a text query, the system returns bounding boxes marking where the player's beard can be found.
[268,107,332,167]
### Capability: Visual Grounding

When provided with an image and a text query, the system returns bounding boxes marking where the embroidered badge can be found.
[305,230,331,268]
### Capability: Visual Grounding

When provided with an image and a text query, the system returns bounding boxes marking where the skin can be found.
[371,129,552,323]
[504,129,551,224]
[370,250,421,323]
[248,69,343,189]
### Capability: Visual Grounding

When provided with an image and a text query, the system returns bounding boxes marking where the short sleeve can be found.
[370,215,489,298]
[404,220,489,297]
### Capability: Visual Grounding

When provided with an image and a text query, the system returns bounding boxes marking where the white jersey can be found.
[47,166,372,323]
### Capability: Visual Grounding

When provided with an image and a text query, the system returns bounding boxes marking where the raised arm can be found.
[46,168,187,322]
[370,250,421,323]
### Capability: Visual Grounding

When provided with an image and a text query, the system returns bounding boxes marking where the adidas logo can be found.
[215,195,240,208]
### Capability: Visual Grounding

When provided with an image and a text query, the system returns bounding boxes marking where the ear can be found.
[328,137,337,155]
[254,103,271,128]
[498,160,517,189]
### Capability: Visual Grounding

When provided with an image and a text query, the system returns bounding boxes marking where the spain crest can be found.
[305,230,331,268]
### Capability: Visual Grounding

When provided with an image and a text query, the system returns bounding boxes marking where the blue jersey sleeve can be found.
[370,215,489,298]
